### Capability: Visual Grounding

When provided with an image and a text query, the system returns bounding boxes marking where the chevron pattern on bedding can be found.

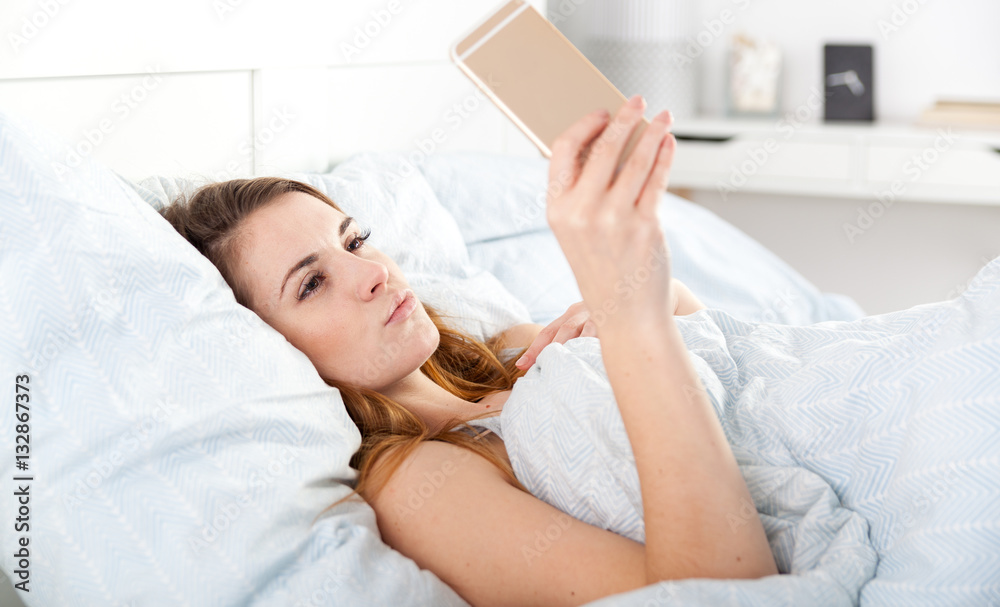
[487,255,1000,607]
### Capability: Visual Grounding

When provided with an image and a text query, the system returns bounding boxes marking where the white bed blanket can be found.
[482,255,1000,606]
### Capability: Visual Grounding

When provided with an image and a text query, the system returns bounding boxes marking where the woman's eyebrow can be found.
[278,216,355,300]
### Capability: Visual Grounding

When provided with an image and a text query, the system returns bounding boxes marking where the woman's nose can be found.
[357,258,389,301]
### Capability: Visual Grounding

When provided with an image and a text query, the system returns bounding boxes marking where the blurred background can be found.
[553,0,1000,315]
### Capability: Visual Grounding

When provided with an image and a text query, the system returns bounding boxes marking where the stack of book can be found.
[918,100,1000,129]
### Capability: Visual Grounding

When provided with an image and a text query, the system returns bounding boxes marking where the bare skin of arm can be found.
[543,96,774,583]
[367,98,776,606]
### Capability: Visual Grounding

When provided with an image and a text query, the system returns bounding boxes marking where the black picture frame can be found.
[824,44,875,122]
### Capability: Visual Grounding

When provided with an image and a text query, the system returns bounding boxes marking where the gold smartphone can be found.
[450,0,649,171]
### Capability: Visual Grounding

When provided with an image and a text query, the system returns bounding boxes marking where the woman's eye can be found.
[349,227,373,252]
[298,273,325,301]
[296,228,372,302]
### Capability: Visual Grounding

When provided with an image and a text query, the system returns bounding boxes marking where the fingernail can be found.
[629,94,643,108]
[654,110,672,124]
[515,355,526,367]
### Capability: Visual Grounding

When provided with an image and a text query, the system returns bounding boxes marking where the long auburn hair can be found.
[159,177,531,516]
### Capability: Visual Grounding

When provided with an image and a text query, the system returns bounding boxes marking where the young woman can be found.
[164,92,992,605]
[160,94,777,603]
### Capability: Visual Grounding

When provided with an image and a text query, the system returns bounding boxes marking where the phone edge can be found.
[449,0,553,159]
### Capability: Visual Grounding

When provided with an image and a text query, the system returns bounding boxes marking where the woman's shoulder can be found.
[367,440,517,515]
[366,437,650,606]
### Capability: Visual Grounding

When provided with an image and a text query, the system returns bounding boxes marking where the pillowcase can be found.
[129,158,534,343]
[0,110,470,606]
[415,151,868,326]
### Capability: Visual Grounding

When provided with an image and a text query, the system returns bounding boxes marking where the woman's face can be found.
[232,190,440,391]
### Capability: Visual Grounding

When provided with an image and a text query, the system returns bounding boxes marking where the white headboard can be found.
[0,0,547,182]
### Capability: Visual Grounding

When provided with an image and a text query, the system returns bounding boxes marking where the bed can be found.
[4,1,995,605]
[0,102,878,604]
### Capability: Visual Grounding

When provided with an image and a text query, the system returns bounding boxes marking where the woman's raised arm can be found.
[369,98,775,607]
[544,96,777,582]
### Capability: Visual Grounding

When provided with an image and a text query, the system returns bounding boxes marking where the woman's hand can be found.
[514,301,597,370]
[545,95,677,333]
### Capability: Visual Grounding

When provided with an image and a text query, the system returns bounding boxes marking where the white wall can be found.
[0,0,547,182]
[553,0,1000,122]
[695,0,1000,120]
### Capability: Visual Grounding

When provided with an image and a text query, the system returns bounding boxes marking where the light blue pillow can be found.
[0,110,469,606]
[416,151,867,326]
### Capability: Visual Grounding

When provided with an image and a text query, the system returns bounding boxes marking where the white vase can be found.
[582,0,699,120]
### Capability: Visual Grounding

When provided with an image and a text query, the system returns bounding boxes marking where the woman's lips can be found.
[386,290,417,325]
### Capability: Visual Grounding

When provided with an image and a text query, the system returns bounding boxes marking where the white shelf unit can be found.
[668,118,1000,206]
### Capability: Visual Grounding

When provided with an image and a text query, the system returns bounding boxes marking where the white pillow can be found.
[129,155,534,342]
[0,110,470,606]
[416,150,867,326]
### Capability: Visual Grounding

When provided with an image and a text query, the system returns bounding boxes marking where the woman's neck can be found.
[381,368,506,433]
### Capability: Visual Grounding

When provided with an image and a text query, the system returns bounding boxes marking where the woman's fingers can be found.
[515,304,591,369]
[548,108,611,200]
[552,318,584,344]
[580,320,598,338]
[515,331,552,369]
[636,132,677,218]
[609,110,672,207]
[516,320,582,369]
[577,95,648,193]
[515,316,563,369]
[544,99,676,329]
